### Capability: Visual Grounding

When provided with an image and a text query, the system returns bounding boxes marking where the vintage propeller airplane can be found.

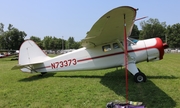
[12,6,168,83]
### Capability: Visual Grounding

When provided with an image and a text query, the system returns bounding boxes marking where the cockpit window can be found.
[113,43,120,49]
[102,44,111,52]
[128,37,139,44]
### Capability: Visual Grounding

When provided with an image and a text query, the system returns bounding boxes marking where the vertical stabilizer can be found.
[18,40,50,65]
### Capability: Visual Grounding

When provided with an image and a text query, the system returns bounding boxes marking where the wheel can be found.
[134,72,146,83]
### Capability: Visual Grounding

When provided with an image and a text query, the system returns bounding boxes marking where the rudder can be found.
[18,40,50,65]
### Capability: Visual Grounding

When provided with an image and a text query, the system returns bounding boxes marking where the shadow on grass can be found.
[54,69,176,107]
[147,75,178,79]
[100,69,176,107]
[55,75,104,79]
[18,73,56,82]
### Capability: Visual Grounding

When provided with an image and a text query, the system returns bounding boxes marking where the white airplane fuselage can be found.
[23,37,165,73]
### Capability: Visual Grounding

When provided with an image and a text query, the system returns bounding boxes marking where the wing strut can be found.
[124,14,128,103]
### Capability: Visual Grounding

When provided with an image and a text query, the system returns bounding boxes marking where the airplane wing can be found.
[82,6,137,48]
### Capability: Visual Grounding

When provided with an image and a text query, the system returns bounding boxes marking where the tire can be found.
[134,72,146,83]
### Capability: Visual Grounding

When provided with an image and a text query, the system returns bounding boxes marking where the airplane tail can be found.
[18,40,50,65]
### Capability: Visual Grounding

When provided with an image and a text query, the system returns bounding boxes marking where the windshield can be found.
[128,37,139,44]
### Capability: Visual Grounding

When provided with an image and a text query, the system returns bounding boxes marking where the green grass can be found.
[0,54,180,108]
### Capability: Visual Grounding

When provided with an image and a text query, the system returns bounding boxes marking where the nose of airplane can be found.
[144,38,168,61]
[155,38,168,60]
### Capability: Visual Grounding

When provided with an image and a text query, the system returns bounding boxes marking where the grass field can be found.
[0,54,180,108]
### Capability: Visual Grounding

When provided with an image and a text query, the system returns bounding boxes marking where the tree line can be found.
[0,18,180,50]
[0,23,81,50]
[130,18,180,49]
[30,36,81,50]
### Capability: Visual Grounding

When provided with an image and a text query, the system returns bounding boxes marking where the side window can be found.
[102,45,111,52]
[113,43,120,49]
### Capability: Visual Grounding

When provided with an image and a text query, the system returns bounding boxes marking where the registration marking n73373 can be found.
[51,58,77,69]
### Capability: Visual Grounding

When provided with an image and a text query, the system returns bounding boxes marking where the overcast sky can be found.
[1,0,179,41]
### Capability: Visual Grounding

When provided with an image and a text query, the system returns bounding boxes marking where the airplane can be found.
[0,50,19,59]
[0,50,19,54]
[0,51,10,58]
[12,6,168,83]
[0,54,5,58]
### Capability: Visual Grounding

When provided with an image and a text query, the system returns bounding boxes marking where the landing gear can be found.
[127,63,147,83]
[134,72,146,83]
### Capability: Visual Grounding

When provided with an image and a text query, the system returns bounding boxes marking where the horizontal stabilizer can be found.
[11,61,43,70]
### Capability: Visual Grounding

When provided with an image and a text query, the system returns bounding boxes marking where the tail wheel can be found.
[134,72,146,83]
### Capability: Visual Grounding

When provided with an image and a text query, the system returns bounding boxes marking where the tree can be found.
[68,37,75,49]
[166,23,180,48]
[0,23,4,49]
[43,36,65,51]
[72,41,81,49]
[30,36,43,49]
[139,18,166,41]
[0,23,4,35]
[0,35,6,49]
[66,37,82,49]
[49,36,62,51]
[0,24,26,50]
[43,36,52,50]
[8,24,14,30]
[130,24,140,39]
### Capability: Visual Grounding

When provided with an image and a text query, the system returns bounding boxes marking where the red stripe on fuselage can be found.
[77,48,145,62]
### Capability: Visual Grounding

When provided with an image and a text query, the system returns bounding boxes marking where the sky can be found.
[0,0,179,41]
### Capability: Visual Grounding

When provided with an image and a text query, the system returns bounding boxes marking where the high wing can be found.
[82,6,137,48]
